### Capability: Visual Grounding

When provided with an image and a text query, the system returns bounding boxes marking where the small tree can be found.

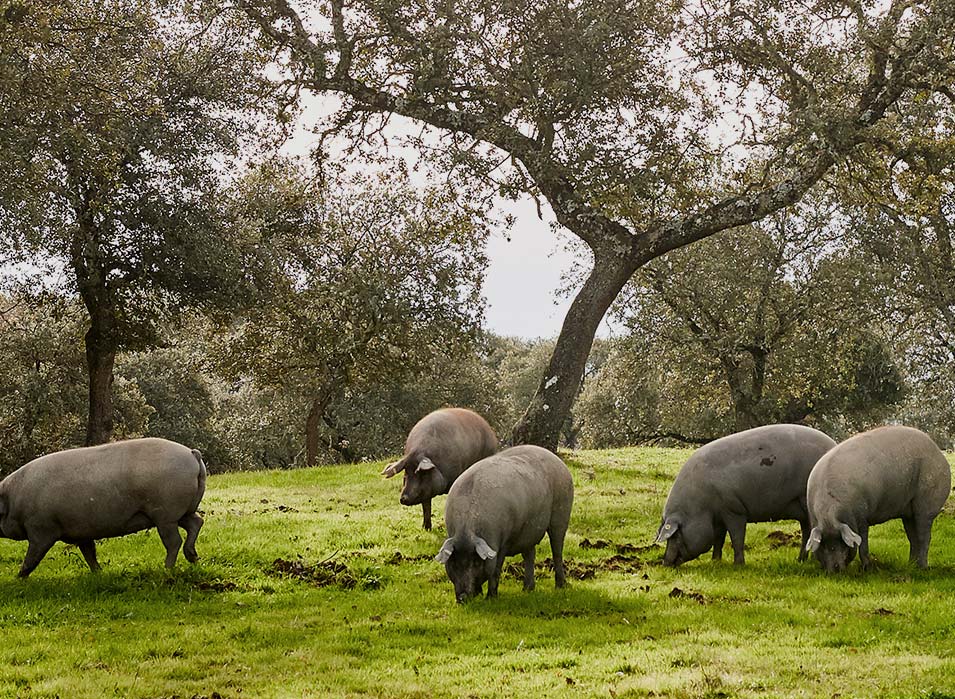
[215,161,489,466]
[0,0,279,444]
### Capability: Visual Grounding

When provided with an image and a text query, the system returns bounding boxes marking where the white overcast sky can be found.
[287,95,617,340]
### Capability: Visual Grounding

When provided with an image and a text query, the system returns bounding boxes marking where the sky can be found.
[288,96,615,341]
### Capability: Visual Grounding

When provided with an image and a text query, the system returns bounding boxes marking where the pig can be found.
[0,437,207,577]
[805,425,950,573]
[434,445,574,603]
[381,407,498,530]
[656,424,837,566]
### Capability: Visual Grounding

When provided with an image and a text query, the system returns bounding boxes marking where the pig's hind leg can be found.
[78,539,101,572]
[18,535,56,578]
[156,523,183,568]
[179,512,203,563]
[522,546,536,592]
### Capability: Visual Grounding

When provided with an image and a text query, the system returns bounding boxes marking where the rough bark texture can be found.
[84,325,115,446]
[511,251,639,447]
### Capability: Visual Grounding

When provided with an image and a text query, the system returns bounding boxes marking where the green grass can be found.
[3,446,955,698]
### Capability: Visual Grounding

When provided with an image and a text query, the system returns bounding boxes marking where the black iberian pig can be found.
[806,425,950,573]
[434,445,574,602]
[0,437,206,577]
[657,424,836,566]
[382,407,498,530]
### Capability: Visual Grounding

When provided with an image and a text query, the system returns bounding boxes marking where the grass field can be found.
[3,446,955,698]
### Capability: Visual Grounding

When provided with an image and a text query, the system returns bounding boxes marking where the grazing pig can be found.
[382,407,498,530]
[656,424,836,566]
[806,425,950,573]
[0,438,207,577]
[434,445,574,603]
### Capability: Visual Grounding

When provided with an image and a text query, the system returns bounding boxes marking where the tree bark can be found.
[84,323,115,446]
[512,251,639,449]
[305,390,335,466]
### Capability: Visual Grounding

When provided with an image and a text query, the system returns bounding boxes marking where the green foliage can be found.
[577,209,906,447]
[0,292,150,476]
[211,160,490,464]
[3,447,955,697]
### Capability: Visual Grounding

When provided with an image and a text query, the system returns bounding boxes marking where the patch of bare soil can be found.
[669,586,706,604]
[766,530,801,549]
[385,551,435,565]
[269,557,359,589]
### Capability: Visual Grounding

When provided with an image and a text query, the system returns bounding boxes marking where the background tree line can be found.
[0,0,952,474]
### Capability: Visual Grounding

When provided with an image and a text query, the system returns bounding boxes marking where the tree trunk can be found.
[512,252,638,450]
[305,391,336,467]
[84,323,115,446]
[305,397,323,467]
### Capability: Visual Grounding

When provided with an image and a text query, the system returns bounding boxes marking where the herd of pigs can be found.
[0,406,950,602]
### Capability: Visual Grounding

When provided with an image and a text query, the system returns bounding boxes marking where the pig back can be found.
[4,438,204,539]
[407,408,497,479]
[446,445,573,555]
[668,425,835,522]
[808,425,950,526]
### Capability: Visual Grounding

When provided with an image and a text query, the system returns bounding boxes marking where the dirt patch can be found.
[580,538,657,556]
[269,557,361,589]
[385,551,435,565]
[194,579,238,593]
[669,586,706,604]
[873,607,895,616]
[504,558,598,582]
[766,530,801,549]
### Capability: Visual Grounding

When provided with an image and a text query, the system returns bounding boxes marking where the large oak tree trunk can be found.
[84,324,116,446]
[512,251,639,450]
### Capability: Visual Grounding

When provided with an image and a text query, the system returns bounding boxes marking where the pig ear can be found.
[839,523,862,548]
[473,536,497,560]
[381,457,407,479]
[416,457,436,472]
[806,527,822,553]
[434,538,455,563]
[655,519,679,543]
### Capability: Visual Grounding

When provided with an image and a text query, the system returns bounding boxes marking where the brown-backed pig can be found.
[806,425,950,573]
[435,445,574,603]
[382,407,498,530]
[657,424,836,566]
[0,438,206,577]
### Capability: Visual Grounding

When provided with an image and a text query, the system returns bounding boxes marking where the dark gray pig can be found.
[434,445,574,603]
[0,438,207,577]
[806,425,950,573]
[656,424,836,566]
[382,407,498,530]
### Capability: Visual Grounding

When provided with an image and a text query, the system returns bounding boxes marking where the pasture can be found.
[2,447,955,698]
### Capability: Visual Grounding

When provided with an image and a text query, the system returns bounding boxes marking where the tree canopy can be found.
[239,0,955,448]
[0,0,280,443]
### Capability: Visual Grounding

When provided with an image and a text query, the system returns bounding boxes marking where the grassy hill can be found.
[2,446,955,698]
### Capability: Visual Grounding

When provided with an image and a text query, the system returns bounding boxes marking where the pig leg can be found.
[487,556,505,598]
[798,520,811,562]
[902,517,920,564]
[78,540,101,572]
[549,525,568,589]
[522,546,536,592]
[179,513,203,563]
[725,515,747,565]
[858,523,872,571]
[18,536,56,578]
[712,525,727,561]
[422,500,432,531]
[156,523,183,568]
[912,516,934,568]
